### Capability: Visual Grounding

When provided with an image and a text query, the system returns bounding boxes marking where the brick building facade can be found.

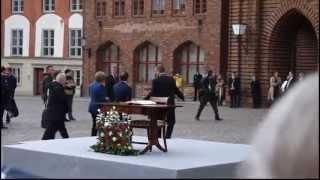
[226,0,319,105]
[82,0,228,98]
[1,0,83,96]
[83,0,319,106]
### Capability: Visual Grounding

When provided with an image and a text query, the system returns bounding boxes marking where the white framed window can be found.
[75,70,81,86]
[11,29,23,56]
[11,65,22,86]
[42,29,55,57]
[69,29,82,58]
[43,0,55,12]
[12,0,24,13]
[70,0,83,12]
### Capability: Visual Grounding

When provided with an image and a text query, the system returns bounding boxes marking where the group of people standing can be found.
[193,71,242,108]
[1,66,18,129]
[41,65,77,140]
[267,71,304,106]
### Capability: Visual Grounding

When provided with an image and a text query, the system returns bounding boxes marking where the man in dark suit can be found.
[284,71,295,92]
[193,71,203,101]
[114,72,132,102]
[195,70,222,121]
[42,65,55,104]
[228,72,241,108]
[105,66,119,102]
[145,65,184,138]
[250,75,261,108]
[42,73,70,140]
[3,66,18,124]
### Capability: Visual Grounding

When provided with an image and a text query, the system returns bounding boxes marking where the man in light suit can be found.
[113,72,132,102]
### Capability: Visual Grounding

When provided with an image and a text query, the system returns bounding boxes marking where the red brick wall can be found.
[227,0,319,106]
[83,0,224,97]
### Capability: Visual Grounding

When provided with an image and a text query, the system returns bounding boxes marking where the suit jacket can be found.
[89,81,108,114]
[46,81,69,125]
[145,73,184,105]
[105,75,119,101]
[113,81,132,102]
[250,80,261,96]
[193,73,203,88]
[199,75,218,97]
[42,75,53,102]
[285,78,296,91]
[228,77,241,95]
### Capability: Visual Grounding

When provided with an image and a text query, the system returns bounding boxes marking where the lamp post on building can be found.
[232,23,248,54]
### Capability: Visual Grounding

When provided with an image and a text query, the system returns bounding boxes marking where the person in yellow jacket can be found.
[173,73,183,90]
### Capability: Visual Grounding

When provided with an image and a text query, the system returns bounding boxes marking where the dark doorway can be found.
[34,68,44,95]
[269,10,318,78]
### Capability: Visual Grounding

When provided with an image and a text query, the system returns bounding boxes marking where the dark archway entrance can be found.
[269,9,318,78]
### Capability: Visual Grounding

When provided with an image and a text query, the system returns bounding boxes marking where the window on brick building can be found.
[174,42,205,84]
[135,42,162,82]
[96,1,106,17]
[194,0,206,14]
[102,43,120,76]
[75,70,81,86]
[152,0,165,15]
[114,0,125,17]
[43,0,55,13]
[70,0,83,12]
[11,65,22,86]
[173,0,185,15]
[69,29,82,58]
[11,29,23,56]
[133,0,144,16]
[42,29,55,57]
[12,0,24,14]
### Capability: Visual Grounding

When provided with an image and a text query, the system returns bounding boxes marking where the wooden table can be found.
[98,102,180,154]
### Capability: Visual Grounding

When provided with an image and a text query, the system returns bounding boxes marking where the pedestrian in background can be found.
[42,73,70,140]
[216,74,225,106]
[1,66,9,129]
[193,71,203,101]
[195,70,222,121]
[228,72,241,108]
[250,75,261,108]
[173,73,183,92]
[267,72,281,106]
[89,71,109,136]
[42,65,55,104]
[64,69,76,121]
[3,66,18,124]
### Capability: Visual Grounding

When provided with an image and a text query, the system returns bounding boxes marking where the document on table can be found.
[126,100,157,105]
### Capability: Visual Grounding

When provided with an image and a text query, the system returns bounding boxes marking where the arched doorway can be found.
[173,41,205,84]
[96,41,120,76]
[269,9,318,78]
[133,41,162,83]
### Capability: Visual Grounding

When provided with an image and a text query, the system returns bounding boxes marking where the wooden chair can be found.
[129,97,168,152]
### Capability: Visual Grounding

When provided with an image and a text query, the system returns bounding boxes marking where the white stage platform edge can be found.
[3,136,251,178]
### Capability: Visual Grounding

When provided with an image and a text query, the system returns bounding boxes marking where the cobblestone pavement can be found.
[1,96,269,166]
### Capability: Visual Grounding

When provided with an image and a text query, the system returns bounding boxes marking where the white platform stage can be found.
[3,136,251,179]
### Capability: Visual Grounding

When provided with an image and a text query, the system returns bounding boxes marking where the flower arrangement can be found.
[90,107,139,156]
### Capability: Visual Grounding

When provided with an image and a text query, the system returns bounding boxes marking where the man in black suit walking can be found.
[228,72,241,108]
[193,71,203,101]
[145,65,184,138]
[250,75,261,108]
[106,66,119,102]
[195,70,222,121]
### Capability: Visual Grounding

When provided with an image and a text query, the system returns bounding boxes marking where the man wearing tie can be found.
[145,65,184,138]
[193,71,203,101]
[195,70,222,121]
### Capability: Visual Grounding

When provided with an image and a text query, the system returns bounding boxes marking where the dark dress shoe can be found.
[215,117,223,121]
[195,116,200,121]
[6,114,11,124]
[1,126,8,129]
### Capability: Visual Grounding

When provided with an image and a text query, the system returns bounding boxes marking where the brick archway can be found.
[265,2,319,78]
